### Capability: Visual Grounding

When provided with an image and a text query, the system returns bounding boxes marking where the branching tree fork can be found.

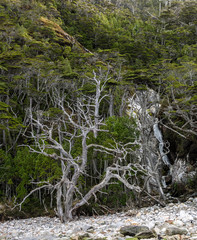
[18,71,146,221]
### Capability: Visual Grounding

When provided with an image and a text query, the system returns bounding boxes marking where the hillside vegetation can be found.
[0,0,197,220]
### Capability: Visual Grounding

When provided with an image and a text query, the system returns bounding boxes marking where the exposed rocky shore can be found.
[1,197,197,240]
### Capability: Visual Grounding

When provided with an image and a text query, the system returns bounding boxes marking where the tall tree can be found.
[17,71,144,221]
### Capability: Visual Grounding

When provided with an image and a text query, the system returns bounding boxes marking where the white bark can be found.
[19,71,144,221]
[128,88,169,200]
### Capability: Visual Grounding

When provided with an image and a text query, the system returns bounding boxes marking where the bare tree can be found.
[18,71,145,221]
[128,88,170,202]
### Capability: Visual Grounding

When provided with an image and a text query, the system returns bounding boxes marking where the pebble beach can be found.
[1,197,197,240]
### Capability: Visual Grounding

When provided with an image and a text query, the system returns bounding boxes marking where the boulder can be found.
[165,226,188,236]
[120,226,149,236]
[155,224,188,236]
[125,238,139,240]
[162,235,189,240]
[135,230,155,239]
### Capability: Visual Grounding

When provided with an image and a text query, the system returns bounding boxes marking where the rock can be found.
[168,203,174,207]
[0,236,7,240]
[190,236,197,240]
[73,227,83,233]
[135,230,155,239]
[39,234,56,240]
[23,238,39,240]
[155,223,188,236]
[120,226,149,236]
[93,238,107,240]
[82,225,94,232]
[146,221,155,230]
[136,212,142,217]
[1,199,197,240]
[165,226,188,236]
[173,219,184,227]
[162,235,189,240]
[57,238,69,240]
[178,210,194,223]
[125,238,138,240]
[126,210,138,216]
[153,226,161,235]
[70,232,90,240]
[78,233,90,240]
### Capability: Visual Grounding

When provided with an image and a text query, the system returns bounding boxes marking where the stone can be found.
[82,225,94,232]
[190,236,197,240]
[79,233,90,240]
[126,210,138,216]
[0,236,7,240]
[162,235,189,240]
[173,219,184,227]
[1,199,197,240]
[146,221,155,230]
[165,226,188,236]
[57,238,69,240]
[24,238,39,240]
[120,226,149,236]
[73,227,83,233]
[135,230,155,239]
[125,238,138,240]
[179,210,194,223]
[70,232,90,240]
[93,238,107,240]
[136,212,142,217]
[153,226,161,235]
[39,234,56,240]
[168,203,174,207]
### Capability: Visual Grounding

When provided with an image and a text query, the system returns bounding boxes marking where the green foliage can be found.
[0,147,61,200]
[0,98,24,130]
[0,0,197,215]
[104,116,138,144]
[101,182,128,207]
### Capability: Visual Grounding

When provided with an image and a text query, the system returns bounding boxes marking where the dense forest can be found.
[0,0,197,221]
